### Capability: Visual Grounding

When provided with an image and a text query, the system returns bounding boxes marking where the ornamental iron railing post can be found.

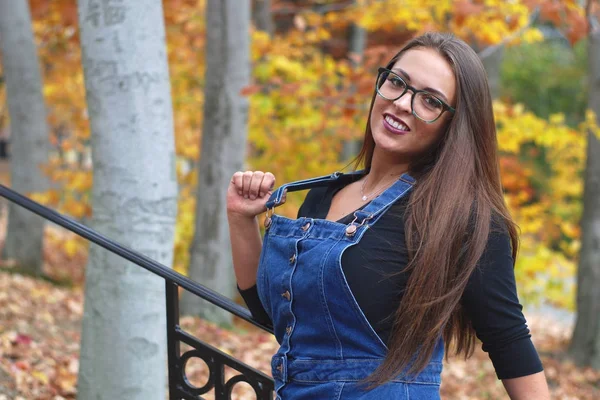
[166,281,182,399]
[0,185,275,399]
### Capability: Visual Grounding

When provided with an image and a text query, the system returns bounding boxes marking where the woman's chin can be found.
[373,131,410,153]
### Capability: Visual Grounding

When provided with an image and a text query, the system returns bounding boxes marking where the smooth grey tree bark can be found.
[480,45,504,99]
[0,0,49,274]
[348,25,366,68]
[341,16,366,162]
[253,0,274,36]
[180,0,251,325]
[76,1,177,398]
[569,22,600,369]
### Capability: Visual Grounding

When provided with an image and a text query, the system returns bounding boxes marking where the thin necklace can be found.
[360,173,402,201]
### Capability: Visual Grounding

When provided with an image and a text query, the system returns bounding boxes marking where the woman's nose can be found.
[393,91,413,114]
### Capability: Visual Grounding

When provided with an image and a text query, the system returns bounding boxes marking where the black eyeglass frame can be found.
[376,67,456,123]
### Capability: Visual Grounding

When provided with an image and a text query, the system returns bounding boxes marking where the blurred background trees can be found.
[569,0,600,370]
[0,0,599,374]
[0,0,50,275]
[179,0,252,325]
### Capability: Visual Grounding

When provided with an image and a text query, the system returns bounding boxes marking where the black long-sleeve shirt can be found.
[240,176,543,380]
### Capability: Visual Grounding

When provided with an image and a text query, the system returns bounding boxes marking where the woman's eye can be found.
[388,77,404,87]
[423,95,443,109]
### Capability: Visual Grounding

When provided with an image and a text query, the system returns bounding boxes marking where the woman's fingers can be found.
[248,171,264,200]
[241,171,254,199]
[231,171,244,195]
[262,172,275,198]
[232,171,276,200]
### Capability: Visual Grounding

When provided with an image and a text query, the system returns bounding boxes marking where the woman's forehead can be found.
[391,48,456,103]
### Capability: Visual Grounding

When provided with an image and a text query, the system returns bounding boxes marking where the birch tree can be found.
[76,1,177,398]
[569,12,600,369]
[180,0,251,324]
[0,0,49,275]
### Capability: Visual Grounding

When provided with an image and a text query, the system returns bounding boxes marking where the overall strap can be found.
[265,170,366,210]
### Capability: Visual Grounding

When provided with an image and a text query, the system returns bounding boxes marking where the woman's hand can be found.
[226,171,286,219]
[227,171,284,290]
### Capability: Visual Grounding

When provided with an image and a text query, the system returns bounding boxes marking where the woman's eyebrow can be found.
[392,67,450,103]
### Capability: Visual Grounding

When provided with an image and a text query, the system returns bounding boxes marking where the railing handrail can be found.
[0,184,273,334]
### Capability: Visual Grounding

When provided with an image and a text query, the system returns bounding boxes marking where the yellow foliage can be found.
[29,190,60,207]
[338,0,543,48]
[494,100,592,309]
[173,189,196,274]
[22,0,590,312]
[63,239,79,258]
[521,27,545,44]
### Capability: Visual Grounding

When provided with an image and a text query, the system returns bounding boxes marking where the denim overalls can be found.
[258,170,444,399]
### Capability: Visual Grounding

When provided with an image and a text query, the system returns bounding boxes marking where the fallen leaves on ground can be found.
[0,272,81,399]
[0,271,598,400]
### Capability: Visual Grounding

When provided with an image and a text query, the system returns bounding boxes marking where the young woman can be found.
[226,32,550,399]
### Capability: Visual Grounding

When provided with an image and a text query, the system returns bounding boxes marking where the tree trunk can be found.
[180,0,251,325]
[569,26,600,369]
[341,18,366,162]
[480,45,504,99]
[76,1,177,398]
[0,0,49,274]
[253,0,273,36]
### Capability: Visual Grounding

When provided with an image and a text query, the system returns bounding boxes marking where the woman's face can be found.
[369,48,457,163]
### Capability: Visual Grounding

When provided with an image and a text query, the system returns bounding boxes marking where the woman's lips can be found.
[382,114,410,135]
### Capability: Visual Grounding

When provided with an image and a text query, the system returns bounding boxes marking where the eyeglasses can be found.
[375,67,455,123]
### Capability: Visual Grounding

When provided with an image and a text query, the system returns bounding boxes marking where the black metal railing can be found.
[0,184,275,400]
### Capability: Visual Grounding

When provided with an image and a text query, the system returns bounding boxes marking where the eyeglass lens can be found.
[377,71,445,122]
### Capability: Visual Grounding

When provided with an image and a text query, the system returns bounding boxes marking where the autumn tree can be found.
[341,0,367,161]
[180,0,251,325]
[253,0,274,36]
[569,1,600,369]
[0,0,50,275]
[76,0,177,397]
[480,45,505,99]
[22,0,593,319]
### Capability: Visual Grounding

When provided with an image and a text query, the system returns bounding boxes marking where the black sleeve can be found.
[462,228,544,380]
[238,284,272,327]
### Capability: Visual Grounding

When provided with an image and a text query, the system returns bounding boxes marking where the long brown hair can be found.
[352,32,519,385]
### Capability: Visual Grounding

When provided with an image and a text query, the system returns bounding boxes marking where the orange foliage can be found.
[0,0,589,308]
